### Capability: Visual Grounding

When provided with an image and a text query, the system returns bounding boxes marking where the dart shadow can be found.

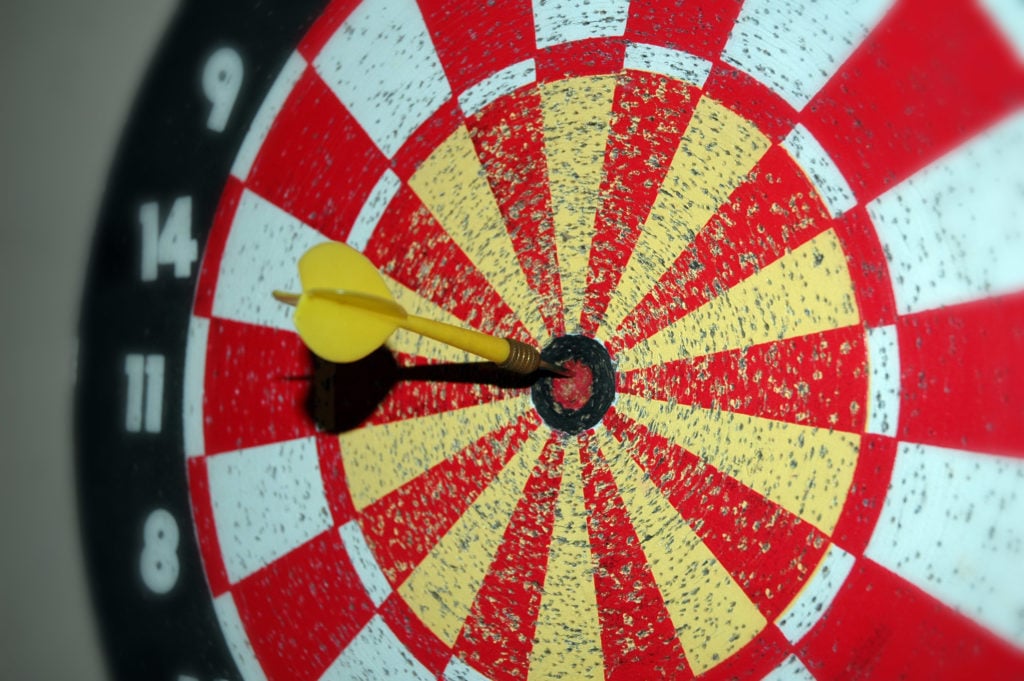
[306,347,538,434]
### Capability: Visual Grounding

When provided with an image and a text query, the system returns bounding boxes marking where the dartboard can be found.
[76,0,1024,679]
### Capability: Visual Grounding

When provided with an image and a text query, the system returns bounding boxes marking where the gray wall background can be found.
[1,1,179,678]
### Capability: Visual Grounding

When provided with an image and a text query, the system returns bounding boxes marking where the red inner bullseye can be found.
[551,360,593,411]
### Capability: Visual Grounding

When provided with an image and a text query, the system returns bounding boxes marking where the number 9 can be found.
[202,46,244,133]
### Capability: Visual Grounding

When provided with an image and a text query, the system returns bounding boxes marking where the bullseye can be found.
[551,360,592,410]
[532,336,615,435]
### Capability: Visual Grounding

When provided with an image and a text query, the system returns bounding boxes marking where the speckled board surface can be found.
[183,0,1024,678]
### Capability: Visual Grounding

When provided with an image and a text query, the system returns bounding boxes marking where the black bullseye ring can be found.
[532,335,615,435]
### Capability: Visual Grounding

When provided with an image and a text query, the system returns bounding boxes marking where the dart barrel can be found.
[497,337,543,374]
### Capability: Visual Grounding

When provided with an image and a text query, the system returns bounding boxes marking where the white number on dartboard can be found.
[139,197,197,281]
[140,509,180,594]
[124,353,165,433]
[202,46,244,133]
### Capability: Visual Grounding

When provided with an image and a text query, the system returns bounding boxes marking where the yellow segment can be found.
[384,275,476,364]
[600,96,770,336]
[593,428,765,673]
[616,229,859,372]
[409,125,547,344]
[340,396,530,511]
[398,428,548,646]
[540,76,617,332]
[529,443,604,680]
[614,394,860,534]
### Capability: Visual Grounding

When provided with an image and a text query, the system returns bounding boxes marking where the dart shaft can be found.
[276,286,556,373]
[400,314,514,365]
[400,317,562,375]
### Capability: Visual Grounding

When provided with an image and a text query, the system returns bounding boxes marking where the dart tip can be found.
[273,290,301,306]
[540,360,573,378]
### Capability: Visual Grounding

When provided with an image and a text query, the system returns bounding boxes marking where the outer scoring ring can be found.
[183,1,1024,680]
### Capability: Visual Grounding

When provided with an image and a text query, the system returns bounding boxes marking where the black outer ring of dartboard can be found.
[73,2,329,679]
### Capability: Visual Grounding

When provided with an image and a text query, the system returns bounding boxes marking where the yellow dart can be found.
[273,242,568,376]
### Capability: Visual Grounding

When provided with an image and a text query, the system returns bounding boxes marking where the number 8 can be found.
[140,508,180,594]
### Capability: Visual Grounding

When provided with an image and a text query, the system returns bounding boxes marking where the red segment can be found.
[798,558,1024,679]
[579,437,693,680]
[610,146,832,353]
[619,325,869,433]
[625,0,744,61]
[317,435,357,527]
[581,70,700,335]
[704,64,797,144]
[897,291,1024,458]
[194,176,243,319]
[830,434,897,556]
[246,70,389,242]
[358,412,540,586]
[467,86,565,336]
[536,37,627,82]
[604,409,829,621]
[417,0,536,95]
[187,457,230,597]
[380,593,452,676]
[364,185,538,344]
[231,531,376,681]
[454,434,566,681]
[833,206,898,328]
[203,318,316,455]
[697,625,791,681]
[297,0,361,61]
[803,0,1024,204]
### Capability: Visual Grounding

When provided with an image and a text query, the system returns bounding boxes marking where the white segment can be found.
[207,437,333,584]
[230,51,307,180]
[346,169,400,252]
[212,189,327,330]
[183,316,209,457]
[532,0,630,48]
[338,520,392,607]
[760,655,817,681]
[781,124,856,217]
[865,324,900,437]
[458,59,537,116]
[722,0,895,110]
[444,656,491,681]
[214,592,269,681]
[865,442,1024,647]
[623,43,713,88]
[319,615,433,681]
[313,0,452,157]
[775,544,856,645]
[980,0,1024,61]
[868,110,1024,316]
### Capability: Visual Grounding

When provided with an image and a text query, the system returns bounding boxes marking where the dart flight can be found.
[274,242,566,375]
